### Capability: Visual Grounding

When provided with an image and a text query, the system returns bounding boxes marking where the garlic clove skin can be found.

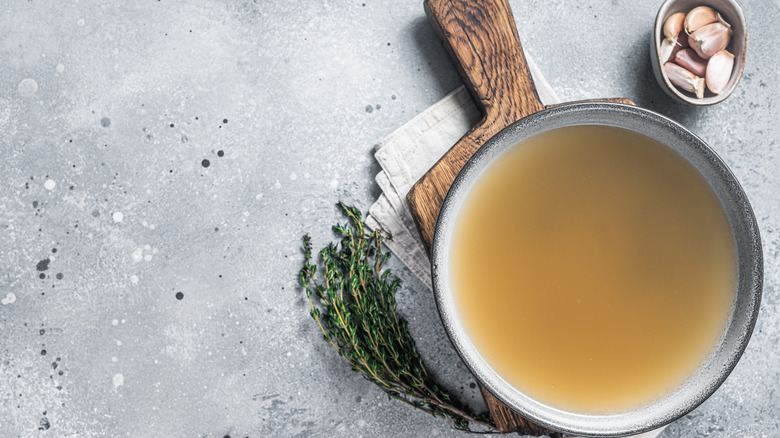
[706,50,735,94]
[675,49,708,77]
[664,62,706,99]
[660,37,681,63]
[688,22,731,59]
[684,6,718,34]
[664,13,686,43]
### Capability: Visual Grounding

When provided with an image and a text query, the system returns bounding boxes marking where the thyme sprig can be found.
[299,203,498,433]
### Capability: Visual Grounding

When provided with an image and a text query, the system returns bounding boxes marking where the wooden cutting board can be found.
[407,0,634,434]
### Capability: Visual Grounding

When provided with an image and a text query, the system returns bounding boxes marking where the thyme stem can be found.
[299,203,499,433]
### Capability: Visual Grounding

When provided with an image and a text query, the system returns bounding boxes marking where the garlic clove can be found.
[688,22,731,59]
[664,13,686,43]
[660,37,681,63]
[664,62,706,99]
[676,30,690,48]
[706,50,735,94]
[684,6,718,34]
[675,49,708,77]
[717,13,732,30]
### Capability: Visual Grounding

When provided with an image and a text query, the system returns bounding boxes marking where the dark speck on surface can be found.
[391,94,396,100]
[217,150,224,157]
[222,118,228,124]
[36,259,50,271]
[41,349,46,356]
[32,200,38,208]
[100,117,111,127]
[40,329,45,335]
[365,105,373,113]
[51,248,57,253]
[201,159,210,168]
[176,292,184,300]
[169,123,174,128]
[39,273,46,279]
[38,417,50,430]
[92,209,100,217]
[376,104,381,110]
[56,273,64,280]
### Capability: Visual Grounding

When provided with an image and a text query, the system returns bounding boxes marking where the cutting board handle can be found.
[424,0,545,125]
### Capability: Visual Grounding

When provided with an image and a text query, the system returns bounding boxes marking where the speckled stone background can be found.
[0,1,778,437]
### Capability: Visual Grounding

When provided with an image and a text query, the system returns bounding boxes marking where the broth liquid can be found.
[451,125,735,413]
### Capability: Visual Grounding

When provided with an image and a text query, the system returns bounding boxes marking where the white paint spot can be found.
[286,351,292,357]
[330,179,339,189]
[289,172,297,180]
[357,419,367,428]
[149,224,156,230]
[111,356,118,363]
[273,181,281,189]
[18,78,38,97]
[130,275,139,284]
[116,340,122,346]
[112,319,119,326]
[112,211,124,222]
[77,18,85,26]
[143,244,150,250]
[113,373,124,388]
[143,254,152,262]
[304,172,311,179]
[56,63,65,73]
[1,293,17,305]
[44,179,56,190]
[132,248,143,262]
[255,193,263,200]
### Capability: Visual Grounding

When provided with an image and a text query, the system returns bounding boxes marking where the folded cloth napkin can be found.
[365,55,666,438]
[365,56,557,289]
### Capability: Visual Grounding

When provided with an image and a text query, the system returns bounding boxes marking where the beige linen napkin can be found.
[366,56,557,289]
[365,56,664,438]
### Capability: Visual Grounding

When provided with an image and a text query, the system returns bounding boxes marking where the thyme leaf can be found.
[299,202,498,433]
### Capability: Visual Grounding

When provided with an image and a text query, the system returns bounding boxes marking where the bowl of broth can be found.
[431,102,762,436]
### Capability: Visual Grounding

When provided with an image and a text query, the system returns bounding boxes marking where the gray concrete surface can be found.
[0,1,778,437]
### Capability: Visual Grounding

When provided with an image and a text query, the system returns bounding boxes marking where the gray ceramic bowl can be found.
[431,102,762,437]
[650,0,747,105]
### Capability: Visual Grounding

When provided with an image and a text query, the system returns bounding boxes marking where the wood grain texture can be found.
[408,0,635,434]
[410,0,544,248]
[479,387,554,436]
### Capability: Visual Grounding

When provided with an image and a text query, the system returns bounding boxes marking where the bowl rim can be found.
[430,102,763,436]
[652,0,747,106]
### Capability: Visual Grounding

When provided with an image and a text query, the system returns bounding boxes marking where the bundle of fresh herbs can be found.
[298,203,497,433]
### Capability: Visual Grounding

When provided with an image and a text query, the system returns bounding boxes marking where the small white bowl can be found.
[650,0,747,105]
